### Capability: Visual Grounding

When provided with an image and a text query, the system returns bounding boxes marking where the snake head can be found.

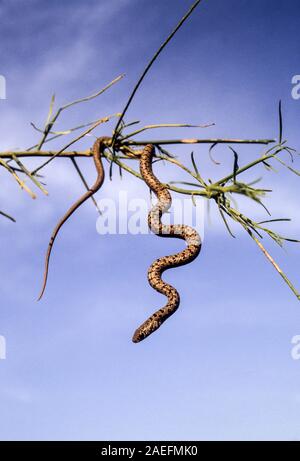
[132,315,163,343]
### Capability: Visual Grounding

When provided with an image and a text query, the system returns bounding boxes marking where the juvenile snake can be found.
[38,136,111,300]
[132,144,201,343]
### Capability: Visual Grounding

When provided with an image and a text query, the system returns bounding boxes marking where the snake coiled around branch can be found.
[132,144,201,343]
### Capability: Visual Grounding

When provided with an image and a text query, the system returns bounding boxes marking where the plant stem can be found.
[112,0,203,143]
[125,138,276,146]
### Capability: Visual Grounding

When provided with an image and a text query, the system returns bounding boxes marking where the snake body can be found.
[132,144,201,343]
[38,136,110,300]
[38,139,201,344]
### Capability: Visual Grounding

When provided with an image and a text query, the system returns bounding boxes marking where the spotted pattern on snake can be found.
[37,136,111,301]
[132,144,201,343]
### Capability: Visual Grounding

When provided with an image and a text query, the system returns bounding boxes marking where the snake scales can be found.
[132,144,201,342]
[38,138,201,342]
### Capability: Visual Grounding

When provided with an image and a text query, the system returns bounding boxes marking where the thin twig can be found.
[11,154,48,195]
[27,118,104,151]
[121,122,215,140]
[31,114,120,174]
[35,75,124,151]
[0,158,36,199]
[112,0,203,143]
[70,157,102,214]
[0,138,276,160]
[216,143,286,186]
[248,229,300,300]
[125,138,276,146]
[278,100,283,144]
[0,210,16,222]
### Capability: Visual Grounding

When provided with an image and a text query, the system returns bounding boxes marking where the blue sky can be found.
[0,0,300,441]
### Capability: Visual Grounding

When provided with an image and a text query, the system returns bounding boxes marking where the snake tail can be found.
[37,137,110,301]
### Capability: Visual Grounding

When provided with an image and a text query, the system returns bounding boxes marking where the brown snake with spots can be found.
[132,144,201,343]
[38,138,201,343]
[38,136,111,301]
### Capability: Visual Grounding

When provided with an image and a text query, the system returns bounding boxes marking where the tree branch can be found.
[0,137,276,160]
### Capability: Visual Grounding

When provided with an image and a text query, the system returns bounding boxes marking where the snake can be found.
[132,144,201,343]
[37,136,111,301]
[38,138,201,344]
